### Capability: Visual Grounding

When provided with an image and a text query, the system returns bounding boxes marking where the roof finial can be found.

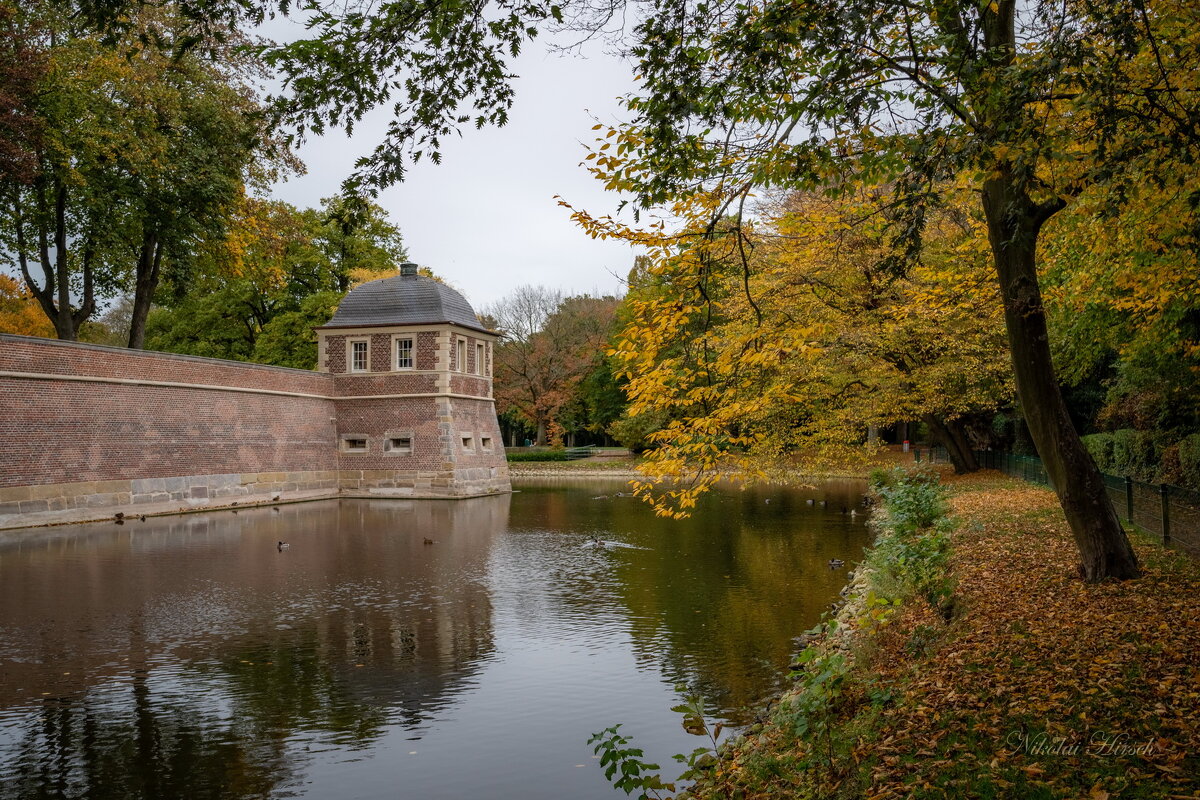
[399,262,418,277]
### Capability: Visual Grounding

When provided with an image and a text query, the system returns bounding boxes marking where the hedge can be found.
[506,450,570,462]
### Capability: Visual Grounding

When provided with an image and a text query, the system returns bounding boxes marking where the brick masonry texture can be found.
[333,373,439,397]
[0,336,337,489]
[1,332,509,524]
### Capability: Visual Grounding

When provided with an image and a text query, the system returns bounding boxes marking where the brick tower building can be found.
[316,263,510,498]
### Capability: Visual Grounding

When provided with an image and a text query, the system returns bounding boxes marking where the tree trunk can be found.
[535,418,548,447]
[921,414,979,474]
[981,173,1139,581]
[52,179,76,340]
[127,231,162,349]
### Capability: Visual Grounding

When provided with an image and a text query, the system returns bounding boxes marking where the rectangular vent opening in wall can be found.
[342,437,368,452]
[386,437,413,454]
[461,436,474,451]
[481,437,493,452]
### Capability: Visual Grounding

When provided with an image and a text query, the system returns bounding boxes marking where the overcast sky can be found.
[268,29,642,312]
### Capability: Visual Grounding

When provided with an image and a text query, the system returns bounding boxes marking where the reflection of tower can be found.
[320,494,511,724]
[315,262,511,498]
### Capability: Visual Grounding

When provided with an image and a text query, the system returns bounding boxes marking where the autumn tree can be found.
[0,274,54,337]
[570,184,1010,508]
[488,286,621,446]
[568,0,1200,580]
[763,189,1012,474]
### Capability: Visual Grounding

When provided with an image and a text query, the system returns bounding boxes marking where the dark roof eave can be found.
[314,320,497,335]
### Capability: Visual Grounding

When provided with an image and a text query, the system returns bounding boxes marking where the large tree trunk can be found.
[127,231,163,349]
[535,417,548,447]
[981,173,1139,581]
[921,414,979,474]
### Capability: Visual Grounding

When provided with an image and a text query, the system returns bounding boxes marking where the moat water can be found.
[0,478,869,800]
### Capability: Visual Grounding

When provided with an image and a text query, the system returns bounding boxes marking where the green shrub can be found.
[867,467,894,491]
[505,450,570,462]
[1108,429,1161,482]
[865,468,956,618]
[608,411,667,454]
[1082,432,1116,473]
[876,469,948,536]
[1174,434,1200,490]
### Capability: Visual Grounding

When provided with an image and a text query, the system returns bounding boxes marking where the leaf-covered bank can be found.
[680,469,1200,800]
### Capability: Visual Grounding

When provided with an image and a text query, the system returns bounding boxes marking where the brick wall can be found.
[325,334,347,373]
[0,332,509,520]
[333,373,438,397]
[0,334,337,489]
[416,332,439,370]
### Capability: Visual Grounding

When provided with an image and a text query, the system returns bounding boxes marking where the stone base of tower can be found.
[337,465,511,499]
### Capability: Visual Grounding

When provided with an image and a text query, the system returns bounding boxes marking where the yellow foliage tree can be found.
[566,182,1012,516]
[0,273,54,337]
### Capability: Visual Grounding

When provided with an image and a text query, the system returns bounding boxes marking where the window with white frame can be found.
[350,340,369,372]
[395,337,414,370]
[476,342,485,376]
[456,338,466,372]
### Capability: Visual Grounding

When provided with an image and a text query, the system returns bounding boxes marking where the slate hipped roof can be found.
[320,266,491,334]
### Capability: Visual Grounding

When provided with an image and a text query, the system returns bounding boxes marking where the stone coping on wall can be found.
[0,470,512,531]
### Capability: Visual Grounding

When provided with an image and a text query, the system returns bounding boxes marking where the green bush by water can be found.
[505,450,570,462]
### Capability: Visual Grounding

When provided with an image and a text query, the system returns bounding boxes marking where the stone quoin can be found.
[0,262,510,530]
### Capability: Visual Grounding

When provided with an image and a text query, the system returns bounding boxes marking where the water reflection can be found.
[0,480,869,800]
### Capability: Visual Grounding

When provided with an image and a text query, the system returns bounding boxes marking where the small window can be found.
[350,340,369,372]
[385,436,413,454]
[476,342,485,376]
[395,337,414,370]
[342,437,368,452]
[456,338,466,372]
[461,436,474,452]
[480,436,493,452]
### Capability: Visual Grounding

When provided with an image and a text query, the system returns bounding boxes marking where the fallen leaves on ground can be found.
[700,470,1200,800]
[864,471,1200,799]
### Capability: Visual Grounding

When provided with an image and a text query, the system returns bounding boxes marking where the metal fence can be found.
[914,445,1200,555]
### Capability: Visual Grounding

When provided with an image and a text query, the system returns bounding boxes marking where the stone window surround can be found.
[383,431,415,455]
[480,435,493,453]
[341,433,369,452]
[348,338,370,373]
[460,433,475,452]
[393,335,415,370]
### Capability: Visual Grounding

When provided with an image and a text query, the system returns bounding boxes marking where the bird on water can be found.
[278,541,290,551]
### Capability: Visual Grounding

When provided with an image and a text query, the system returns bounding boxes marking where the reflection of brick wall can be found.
[0,335,337,489]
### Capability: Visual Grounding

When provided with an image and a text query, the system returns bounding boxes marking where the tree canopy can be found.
[566,0,1200,579]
